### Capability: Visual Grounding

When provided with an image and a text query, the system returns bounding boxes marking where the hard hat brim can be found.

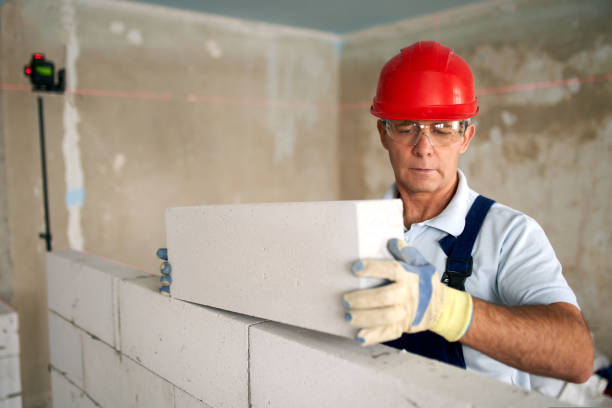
[370,99,479,121]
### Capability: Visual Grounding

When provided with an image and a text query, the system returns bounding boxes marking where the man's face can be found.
[377,119,475,195]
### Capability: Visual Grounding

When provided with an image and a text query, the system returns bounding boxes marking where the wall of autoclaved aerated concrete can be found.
[45,247,564,407]
[0,301,21,408]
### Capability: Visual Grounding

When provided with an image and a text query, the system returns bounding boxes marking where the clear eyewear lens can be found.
[386,120,464,146]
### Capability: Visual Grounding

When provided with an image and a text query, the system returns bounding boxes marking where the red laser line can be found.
[2,73,610,107]
[186,94,336,110]
[338,101,371,111]
[70,88,173,100]
[434,13,441,43]
[0,84,31,91]
[476,74,612,96]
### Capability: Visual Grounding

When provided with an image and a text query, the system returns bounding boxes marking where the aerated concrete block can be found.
[82,332,174,408]
[0,394,22,408]
[0,301,19,359]
[48,311,84,388]
[120,275,262,408]
[249,322,566,408]
[50,369,98,408]
[46,250,150,349]
[166,199,404,338]
[0,302,20,407]
[0,356,21,404]
[174,388,214,408]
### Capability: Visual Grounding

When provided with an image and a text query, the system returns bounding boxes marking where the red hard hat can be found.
[371,41,479,121]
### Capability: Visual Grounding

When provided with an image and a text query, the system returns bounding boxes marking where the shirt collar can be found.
[383,169,471,237]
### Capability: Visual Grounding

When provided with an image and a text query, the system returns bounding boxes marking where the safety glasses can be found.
[384,119,467,146]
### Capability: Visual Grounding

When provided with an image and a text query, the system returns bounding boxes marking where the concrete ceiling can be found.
[130,0,482,34]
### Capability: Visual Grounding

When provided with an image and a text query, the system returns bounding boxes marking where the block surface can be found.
[120,275,261,408]
[48,311,84,388]
[174,388,214,408]
[50,369,98,408]
[249,322,566,408]
[82,333,174,408]
[167,199,403,338]
[0,395,22,408]
[0,356,21,403]
[46,250,150,348]
[0,302,19,359]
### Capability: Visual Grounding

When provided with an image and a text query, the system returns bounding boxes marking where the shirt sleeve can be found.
[495,211,579,309]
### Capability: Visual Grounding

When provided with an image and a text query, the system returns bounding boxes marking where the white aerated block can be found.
[120,275,262,408]
[82,333,174,408]
[0,396,22,408]
[166,199,404,338]
[50,369,98,408]
[0,302,19,359]
[249,322,564,408]
[174,388,214,408]
[0,356,21,405]
[0,301,20,407]
[48,312,84,388]
[46,250,149,349]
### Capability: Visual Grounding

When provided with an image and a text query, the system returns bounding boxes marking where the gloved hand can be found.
[343,238,473,346]
[157,248,172,296]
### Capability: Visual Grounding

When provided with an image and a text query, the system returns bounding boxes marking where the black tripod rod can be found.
[37,96,52,252]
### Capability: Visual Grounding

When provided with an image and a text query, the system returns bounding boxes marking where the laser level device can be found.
[23,53,65,93]
[23,52,66,251]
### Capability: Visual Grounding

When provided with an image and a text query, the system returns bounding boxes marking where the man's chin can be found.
[398,173,440,193]
[399,181,438,195]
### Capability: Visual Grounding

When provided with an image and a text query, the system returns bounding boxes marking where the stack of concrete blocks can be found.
[46,200,565,407]
[0,301,21,408]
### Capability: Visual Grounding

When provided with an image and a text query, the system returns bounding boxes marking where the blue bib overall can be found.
[384,195,495,369]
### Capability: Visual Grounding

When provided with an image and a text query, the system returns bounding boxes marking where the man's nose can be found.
[412,129,434,155]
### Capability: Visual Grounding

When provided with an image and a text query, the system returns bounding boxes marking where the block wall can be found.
[46,250,563,407]
[0,301,21,408]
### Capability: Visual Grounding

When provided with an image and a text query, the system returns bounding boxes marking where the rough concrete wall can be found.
[1,0,339,406]
[339,0,612,357]
[0,7,14,307]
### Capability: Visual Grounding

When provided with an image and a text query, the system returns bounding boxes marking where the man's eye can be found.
[434,128,454,134]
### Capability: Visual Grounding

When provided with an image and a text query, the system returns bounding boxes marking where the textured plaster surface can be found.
[0,0,14,314]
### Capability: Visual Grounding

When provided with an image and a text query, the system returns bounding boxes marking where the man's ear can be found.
[459,124,476,154]
[377,120,389,150]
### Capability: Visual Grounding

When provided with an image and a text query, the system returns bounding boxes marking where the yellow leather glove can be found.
[343,238,473,346]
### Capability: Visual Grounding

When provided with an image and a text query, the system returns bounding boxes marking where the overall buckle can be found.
[442,257,473,291]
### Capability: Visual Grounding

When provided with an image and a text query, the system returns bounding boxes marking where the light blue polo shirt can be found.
[383,169,579,390]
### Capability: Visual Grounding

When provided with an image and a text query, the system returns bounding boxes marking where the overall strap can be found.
[438,195,495,291]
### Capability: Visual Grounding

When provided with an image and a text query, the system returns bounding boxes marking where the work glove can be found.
[343,238,473,346]
[157,248,172,296]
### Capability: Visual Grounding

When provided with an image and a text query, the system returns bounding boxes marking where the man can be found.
[341,41,593,389]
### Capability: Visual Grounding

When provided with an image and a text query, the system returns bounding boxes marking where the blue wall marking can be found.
[65,188,85,207]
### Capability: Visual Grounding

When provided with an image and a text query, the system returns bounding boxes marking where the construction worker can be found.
[341,41,593,388]
[157,40,593,389]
